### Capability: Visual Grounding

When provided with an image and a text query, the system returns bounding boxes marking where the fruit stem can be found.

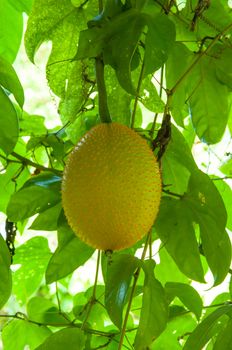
[81,250,101,329]
[95,57,112,123]
[95,0,111,123]
[117,231,151,350]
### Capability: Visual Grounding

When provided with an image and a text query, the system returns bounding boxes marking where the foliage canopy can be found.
[0,0,232,349]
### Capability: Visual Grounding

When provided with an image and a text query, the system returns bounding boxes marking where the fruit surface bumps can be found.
[62,122,161,251]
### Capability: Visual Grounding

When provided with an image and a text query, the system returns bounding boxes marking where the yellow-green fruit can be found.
[62,122,161,251]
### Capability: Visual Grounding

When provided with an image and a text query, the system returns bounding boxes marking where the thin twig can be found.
[81,250,101,329]
[162,189,183,198]
[170,22,232,95]
[131,60,145,129]
[211,176,232,181]
[150,65,164,138]
[0,313,116,337]
[118,232,151,350]
[10,152,62,176]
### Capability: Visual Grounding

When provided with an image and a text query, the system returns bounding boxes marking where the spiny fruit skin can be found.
[62,122,161,251]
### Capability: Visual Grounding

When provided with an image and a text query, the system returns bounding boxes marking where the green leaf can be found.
[65,112,99,144]
[195,0,232,38]
[204,293,231,319]
[19,112,47,136]
[183,305,232,350]
[59,59,95,123]
[105,254,140,328]
[230,276,232,299]
[27,296,70,325]
[25,0,77,63]
[144,13,175,75]
[187,54,229,144]
[139,75,164,113]
[215,46,232,90]
[161,125,197,194]
[7,173,61,221]
[35,327,86,350]
[8,0,33,14]
[220,158,232,176]
[73,285,111,329]
[165,282,203,320]
[134,260,168,349]
[105,65,132,126]
[0,0,23,63]
[2,319,51,350]
[155,245,189,285]
[25,0,91,98]
[213,179,232,231]
[103,11,146,94]
[24,172,61,189]
[166,42,193,126]
[0,86,19,154]
[77,27,105,59]
[213,318,232,350]
[0,234,12,309]
[0,56,24,107]
[155,197,205,282]
[153,313,197,350]
[45,212,94,283]
[184,172,231,285]
[30,203,62,231]
[12,237,51,304]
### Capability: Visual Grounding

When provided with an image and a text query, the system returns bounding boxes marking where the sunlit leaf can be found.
[27,296,70,325]
[35,327,86,350]
[46,212,94,284]
[165,282,203,320]
[0,87,18,154]
[153,313,197,350]
[134,260,168,349]
[155,197,205,282]
[25,0,96,103]
[161,125,197,194]
[144,13,175,75]
[215,46,232,91]
[139,75,164,113]
[166,42,193,126]
[105,65,132,126]
[12,237,51,304]
[187,55,229,144]
[183,305,232,350]
[19,112,47,136]
[0,0,23,63]
[2,319,51,350]
[8,0,33,14]
[220,158,232,176]
[0,234,12,309]
[213,318,232,350]
[184,172,231,285]
[59,59,95,123]
[103,10,146,95]
[7,173,61,221]
[30,203,62,231]
[155,246,189,285]
[212,179,232,231]
[0,56,24,107]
